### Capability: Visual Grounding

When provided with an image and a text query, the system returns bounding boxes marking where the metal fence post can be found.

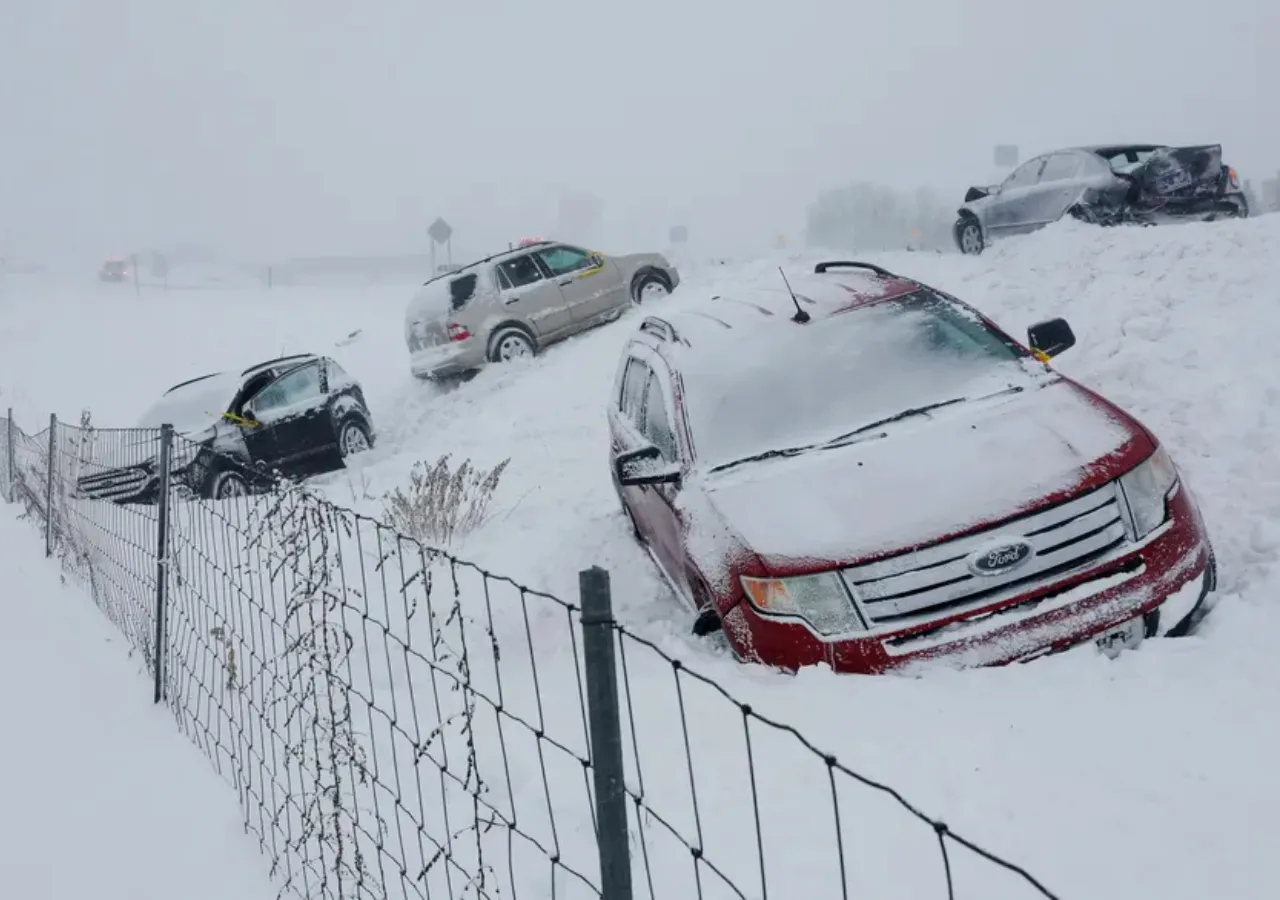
[44,413,57,557]
[153,424,174,704]
[578,567,634,900]
[5,407,14,503]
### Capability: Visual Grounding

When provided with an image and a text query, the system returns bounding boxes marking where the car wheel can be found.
[1067,204,1100,224]
[632,273,670,304]
[210,469,249,500]
[690,582,723,636]
[955,216,984,255]
[488,326,535,363]
[1166,553,1217,637]
[339,418,372,458]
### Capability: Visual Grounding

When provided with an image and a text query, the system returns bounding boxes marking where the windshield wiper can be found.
[709,386,1025,476]
[818,397,969,449]
[708,442,821,475]
[820,385,1026,449]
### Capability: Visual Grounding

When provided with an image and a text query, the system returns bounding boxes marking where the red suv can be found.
[607,261,1216,673]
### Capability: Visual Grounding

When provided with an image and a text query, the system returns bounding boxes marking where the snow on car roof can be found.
[649,266,921,351]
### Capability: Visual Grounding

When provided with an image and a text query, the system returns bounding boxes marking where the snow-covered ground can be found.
[0,509,271,899]
[2,216,1278,898]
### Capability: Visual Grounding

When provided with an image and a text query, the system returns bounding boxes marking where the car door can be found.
[493,253,573,337]
[611,355,671,555]
[534,244,626,326]
[633,363,688,585]
[1033,152,1091,223]
[984,157,1048,234]
[611,355,653,499]
[241,361,330,477]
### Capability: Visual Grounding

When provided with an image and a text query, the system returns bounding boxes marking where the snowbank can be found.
[2,216,1279,898]
[0,509,272,899]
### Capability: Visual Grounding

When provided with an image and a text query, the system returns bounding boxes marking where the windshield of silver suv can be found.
[685,288,1032,471]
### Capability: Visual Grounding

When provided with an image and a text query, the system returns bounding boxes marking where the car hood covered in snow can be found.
[700,378,1148,567]
[135,372,240,435]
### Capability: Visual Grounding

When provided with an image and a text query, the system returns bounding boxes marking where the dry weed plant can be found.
[382,454,510,548]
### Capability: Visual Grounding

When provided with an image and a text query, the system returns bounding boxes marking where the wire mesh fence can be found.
[0,411,1065,900]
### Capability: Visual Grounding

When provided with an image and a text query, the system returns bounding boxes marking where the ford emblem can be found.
[966,539,1034,577]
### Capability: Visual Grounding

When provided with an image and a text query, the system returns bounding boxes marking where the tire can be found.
[632,272,671,304]
[690,582,723,636]
[487,326,535,363]
[338,418,372,458]
[1067,204,1099,224]
[1165,553,1217,638]
[209,468,249,501]
[954,216,984,255]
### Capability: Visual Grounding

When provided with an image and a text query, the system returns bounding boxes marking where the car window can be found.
[621,358,650,427]
[1004,158,1045,189]
[248,363,323,417]
[1040,153,1082,182]
[496,255,543,289]
[536,245,594,277]
[681,288,1030,471]
[642,372,678,460]
[448,273,479,309]
[1101,148,1159,172]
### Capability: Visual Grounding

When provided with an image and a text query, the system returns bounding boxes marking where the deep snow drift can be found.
[0,509,271,899]
[2,217,1278,898]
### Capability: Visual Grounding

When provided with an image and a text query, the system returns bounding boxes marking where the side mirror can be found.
[615,444,681,487]
[963,185,991,203]
[1027,317,1076,359]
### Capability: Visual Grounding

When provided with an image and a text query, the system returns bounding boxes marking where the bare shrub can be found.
[381,454,510,548]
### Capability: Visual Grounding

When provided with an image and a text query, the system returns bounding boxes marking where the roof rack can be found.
[241,353,317,376]
[813,260,899,277]
[419,241,555,288]
[164,373,222,395]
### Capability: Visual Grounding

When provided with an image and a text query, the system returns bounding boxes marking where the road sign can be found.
[427,217,453,245]
[669,225,688,244]
[993,144,1019,167]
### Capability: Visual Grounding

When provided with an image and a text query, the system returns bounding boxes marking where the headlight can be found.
[740,572,865,635]
[1119,444,1179,540]
[170,427,215,470]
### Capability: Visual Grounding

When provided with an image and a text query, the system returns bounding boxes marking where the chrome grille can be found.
[76,465,153,502]
[842,483,1129,625]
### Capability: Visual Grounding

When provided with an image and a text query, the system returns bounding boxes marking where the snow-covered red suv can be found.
[607,260,1216,673]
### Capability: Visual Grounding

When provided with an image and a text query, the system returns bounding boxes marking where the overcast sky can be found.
[1,0,1275,264]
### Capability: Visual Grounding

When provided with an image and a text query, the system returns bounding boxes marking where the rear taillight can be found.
[447,322,471,342]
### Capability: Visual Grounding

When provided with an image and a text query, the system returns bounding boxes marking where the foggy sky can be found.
[2,0,1276,264]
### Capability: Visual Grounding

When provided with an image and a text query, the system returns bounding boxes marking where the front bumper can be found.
[722,482,1215,674]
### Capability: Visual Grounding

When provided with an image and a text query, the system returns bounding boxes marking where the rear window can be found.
[449,273,478,310]
[1100,148,1158,173]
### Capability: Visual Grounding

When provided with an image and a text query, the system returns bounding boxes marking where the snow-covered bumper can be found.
[408,338,485,378]
[722,478,1215,674]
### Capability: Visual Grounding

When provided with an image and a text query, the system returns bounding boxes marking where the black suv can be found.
[76,353,376,503]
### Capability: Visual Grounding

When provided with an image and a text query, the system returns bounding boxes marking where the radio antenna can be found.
[778,267,810,323]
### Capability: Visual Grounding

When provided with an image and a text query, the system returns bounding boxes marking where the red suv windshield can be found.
[685,289,1030,471]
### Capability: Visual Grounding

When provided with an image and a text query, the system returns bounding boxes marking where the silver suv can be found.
[404,240,679,378]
